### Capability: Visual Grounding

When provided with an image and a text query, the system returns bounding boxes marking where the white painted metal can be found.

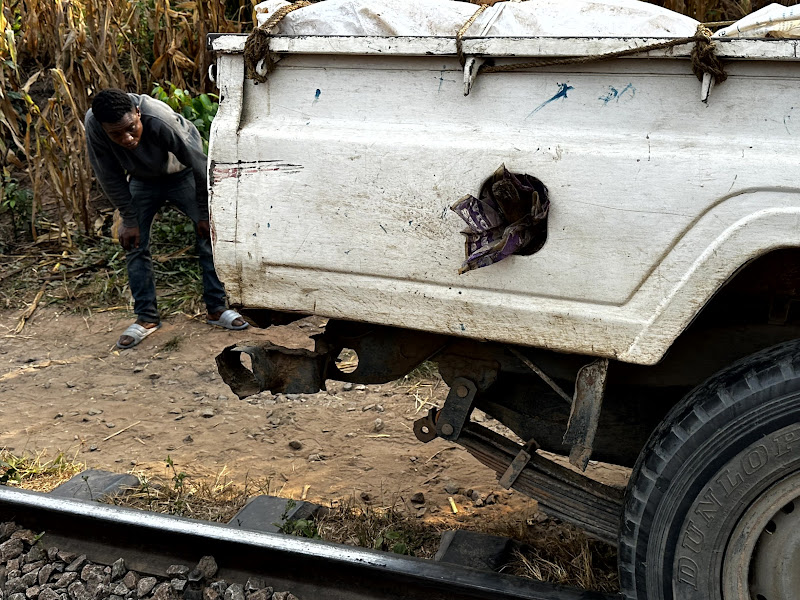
[208,36,800,365]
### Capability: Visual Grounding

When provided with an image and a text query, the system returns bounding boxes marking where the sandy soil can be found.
[0,308,628,527]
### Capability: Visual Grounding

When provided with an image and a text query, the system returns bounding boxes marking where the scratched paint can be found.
[212,160,304,183]
[528,83,574,117]
[599,83,636,105]
[313,89,321,104]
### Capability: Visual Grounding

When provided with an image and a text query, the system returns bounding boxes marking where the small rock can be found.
[110,559,125,582]
[113,582,129,596]
[217,395,228,402]
[474,498,485,507]
[195,556,218,580]
[38,563,57,586]
[345,432,357,438]
[8,594,25,600]
[409,456,418,462]
[361,404,375,412]
[443,481,459,495]
[245,589,273,600]
[87,409,102,416]
[10,529,34,545]
[152,582,173,600]
[376,405,385,412]
[106,423,116,429]
[24,586,39,599]
[65,382,76,389]
[38,589,60,600]
[5,578,26,595]
[54,572,78,589]
[360,492,371,502]
[485,493,498,505]
[342,383,354,391]
[416,506,428,518]
[67,581,90,600]
[355,385,366,391]
[171,579,187,593]
[136,576,157,597]
[209,581,227,595]
[0,539,23,561]
[470,490,482,502]
[65,556,87,573]
[54,413,64,419]
[122,571,138,590]
[373,418,384,432]
[472,411,486,423]
[288,440,302,450]
[132,365,146,373]
[88,445,98,452]
[307,454,322,462]
[203,588,221,600]
[223,584,244,600]
[165,565,189,579]
[57,551,76,564]
[243,578,266,593]
[183,435,194,444]
[201,408,215,418]
[149,374,161,380]
[46,546,59,561]
[410,492,425,504]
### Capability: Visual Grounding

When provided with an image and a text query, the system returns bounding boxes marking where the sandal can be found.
[116,322,161,350]
[207,309,249,330]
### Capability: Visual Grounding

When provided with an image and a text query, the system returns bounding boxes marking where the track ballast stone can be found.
[0,521,298,600]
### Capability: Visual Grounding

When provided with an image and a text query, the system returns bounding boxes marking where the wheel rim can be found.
[722,472,800,600]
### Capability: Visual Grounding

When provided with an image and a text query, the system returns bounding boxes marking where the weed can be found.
[162,335,183,352]
[151,83,218,152]
[0,449,84,490]
[276,499,321,539]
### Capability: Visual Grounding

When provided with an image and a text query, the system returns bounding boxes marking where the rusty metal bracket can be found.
[562,358,609,471]
[216,341,330,399]
[413,408,439,443]
[498,438,540,489]
[435,377,477,441]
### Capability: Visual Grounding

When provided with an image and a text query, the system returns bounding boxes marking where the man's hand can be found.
[119,225,140,251]
[197,220,211,241]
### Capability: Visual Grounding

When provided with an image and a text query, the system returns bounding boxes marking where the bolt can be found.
[441,423,454,436]
[456,385,469,398]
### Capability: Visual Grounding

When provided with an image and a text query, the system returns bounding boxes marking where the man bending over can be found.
[85,88,247,349]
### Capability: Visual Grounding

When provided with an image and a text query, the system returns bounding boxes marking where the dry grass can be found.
[0,0,249,244]
[2,448,619,593]
[0,448,85,491]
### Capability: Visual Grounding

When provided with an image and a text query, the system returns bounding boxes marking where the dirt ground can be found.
[0,307,628,529]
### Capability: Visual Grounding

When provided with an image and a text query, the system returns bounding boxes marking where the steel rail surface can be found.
[0,487,613,600]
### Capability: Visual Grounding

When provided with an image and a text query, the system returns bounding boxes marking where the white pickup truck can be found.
[208,2,800,598]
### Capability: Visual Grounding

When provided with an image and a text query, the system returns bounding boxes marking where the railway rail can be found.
[0,486,615,600]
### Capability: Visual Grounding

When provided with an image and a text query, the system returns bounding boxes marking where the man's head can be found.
[92,89,142,150]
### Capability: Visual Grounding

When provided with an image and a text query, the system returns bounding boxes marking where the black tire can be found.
[619,339,800,600]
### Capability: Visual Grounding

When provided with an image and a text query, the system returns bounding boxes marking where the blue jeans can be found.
[126,169,227,324]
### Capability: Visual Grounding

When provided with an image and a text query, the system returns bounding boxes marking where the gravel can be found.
[0,521,300,600]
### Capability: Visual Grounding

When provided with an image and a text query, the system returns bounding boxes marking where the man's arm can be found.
[84,114,138,228]
[155,120,209,224]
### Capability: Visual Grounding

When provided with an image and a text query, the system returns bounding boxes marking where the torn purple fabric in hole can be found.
[451,164,550,274]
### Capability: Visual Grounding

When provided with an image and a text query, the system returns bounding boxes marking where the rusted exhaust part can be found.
[216,341,330,399]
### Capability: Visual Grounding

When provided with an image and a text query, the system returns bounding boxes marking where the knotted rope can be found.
[244,0,312,83]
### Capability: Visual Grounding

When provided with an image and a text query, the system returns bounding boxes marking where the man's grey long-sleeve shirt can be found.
[85,94,209,228]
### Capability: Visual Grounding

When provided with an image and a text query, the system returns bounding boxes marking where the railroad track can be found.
[0,486,615,600]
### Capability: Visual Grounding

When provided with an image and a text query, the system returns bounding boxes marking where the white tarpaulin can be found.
[714,3,800,38]
[254,0,700,38]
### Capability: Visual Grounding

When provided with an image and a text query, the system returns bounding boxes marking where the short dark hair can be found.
[91,89,135,124]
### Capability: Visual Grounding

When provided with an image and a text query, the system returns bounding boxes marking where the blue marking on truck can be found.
[528,83,574,117]
[599,83,636,104]
[313,89,321,104]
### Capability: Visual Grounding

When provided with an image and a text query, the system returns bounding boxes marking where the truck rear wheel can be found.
[619,339,800,600]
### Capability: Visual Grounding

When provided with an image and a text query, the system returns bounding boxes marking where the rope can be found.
[478,23,727,83]
[456,4,488,66]
[691,25,728,84]
[244,0,312,83]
